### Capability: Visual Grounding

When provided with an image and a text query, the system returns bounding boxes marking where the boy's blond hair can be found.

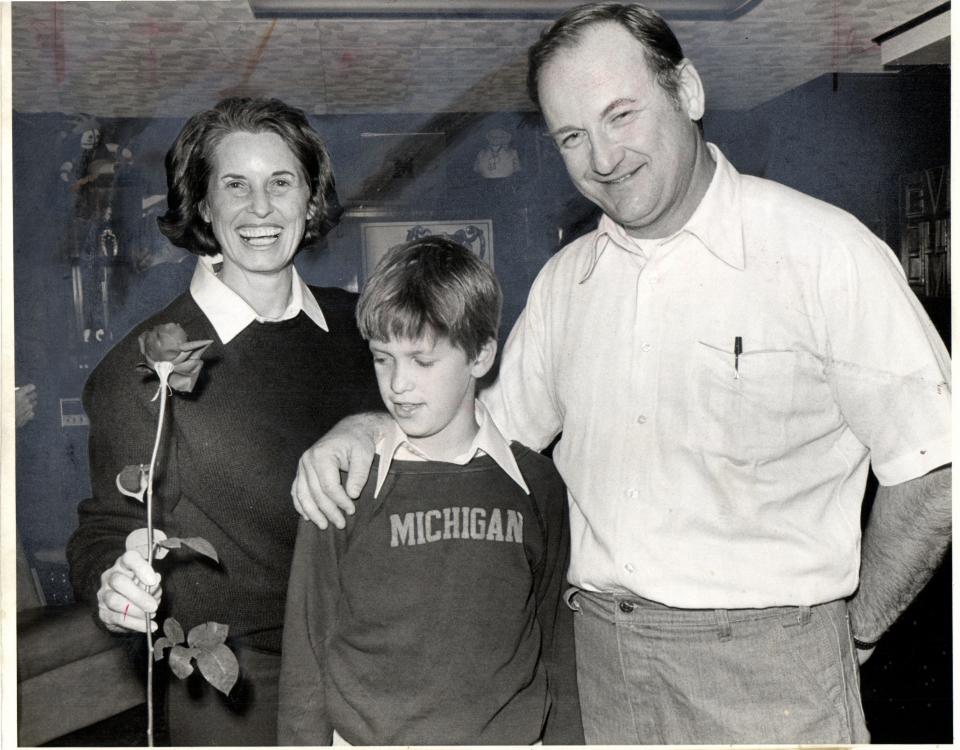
[357,236,502,360]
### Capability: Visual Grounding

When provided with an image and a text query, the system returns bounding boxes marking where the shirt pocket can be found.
[689,340,800,458]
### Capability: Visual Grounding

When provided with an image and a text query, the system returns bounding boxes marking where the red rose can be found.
[138,323,213,394]
[139,323,188,363]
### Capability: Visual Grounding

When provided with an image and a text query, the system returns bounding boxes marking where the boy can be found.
[278,237,582,745]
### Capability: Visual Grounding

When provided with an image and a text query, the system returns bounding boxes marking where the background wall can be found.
[14,67,950,742]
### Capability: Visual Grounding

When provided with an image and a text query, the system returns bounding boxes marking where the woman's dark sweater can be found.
[67,286,381,652]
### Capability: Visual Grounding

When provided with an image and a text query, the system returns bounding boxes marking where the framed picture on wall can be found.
[360,219,494,279]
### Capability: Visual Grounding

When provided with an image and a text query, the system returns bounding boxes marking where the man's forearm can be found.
[848,465,951,645]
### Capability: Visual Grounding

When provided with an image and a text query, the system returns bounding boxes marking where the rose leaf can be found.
[178,536,220,562]
[115,465,147,503]
[153,637,174,659]
[168,645,199,680]
[187,621,229,649]
[163,617,186,644]
[196,643,240,696]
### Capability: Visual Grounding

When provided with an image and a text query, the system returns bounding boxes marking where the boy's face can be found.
[369,333,495,459]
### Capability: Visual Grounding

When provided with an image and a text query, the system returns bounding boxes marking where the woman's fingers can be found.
[95,551,162,633]
[98,587,158,633]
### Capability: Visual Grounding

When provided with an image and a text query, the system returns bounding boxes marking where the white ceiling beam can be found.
[875,5,950,67]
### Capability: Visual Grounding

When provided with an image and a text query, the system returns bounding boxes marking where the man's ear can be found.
[470,338,498,379]
[675,58,706,122]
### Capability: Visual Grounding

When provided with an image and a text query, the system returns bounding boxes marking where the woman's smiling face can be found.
[200,130,313,280]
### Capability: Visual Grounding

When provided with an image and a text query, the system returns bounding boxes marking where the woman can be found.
[66,97,380,746]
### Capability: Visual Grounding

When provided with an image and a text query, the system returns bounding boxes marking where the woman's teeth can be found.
[240,228,280,246]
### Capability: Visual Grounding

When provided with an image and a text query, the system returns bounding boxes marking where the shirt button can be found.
[641,343,652,352]
[619,600,635,613]
[626,488,639,499]
[624,562,636,573]
[636,415,647,424]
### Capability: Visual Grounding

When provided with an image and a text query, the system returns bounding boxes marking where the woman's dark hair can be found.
[157,96,340,256]
[527,2,686,110]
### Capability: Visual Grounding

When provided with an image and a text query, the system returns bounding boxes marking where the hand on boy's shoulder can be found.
[335,461,377,500]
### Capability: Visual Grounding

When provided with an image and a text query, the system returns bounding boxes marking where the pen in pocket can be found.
[733,336,742,378]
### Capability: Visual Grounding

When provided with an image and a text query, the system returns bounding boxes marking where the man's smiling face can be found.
[539,22,707,240]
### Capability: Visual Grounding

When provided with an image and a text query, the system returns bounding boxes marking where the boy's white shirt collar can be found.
[189,254,328,343]
[374,400,530,498]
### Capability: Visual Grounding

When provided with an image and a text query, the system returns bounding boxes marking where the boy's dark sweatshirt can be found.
[278,445,583,745]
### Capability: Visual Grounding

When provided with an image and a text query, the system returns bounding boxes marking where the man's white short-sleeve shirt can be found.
[482,144,951,608]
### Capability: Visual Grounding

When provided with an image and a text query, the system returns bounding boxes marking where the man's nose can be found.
[590,133,625,176]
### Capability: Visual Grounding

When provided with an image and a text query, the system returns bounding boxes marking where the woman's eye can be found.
[268,177,299,196]
[414,359,434,368]
[559,132,583,149]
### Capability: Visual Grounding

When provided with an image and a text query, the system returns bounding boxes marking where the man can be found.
[291,3,951,744]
